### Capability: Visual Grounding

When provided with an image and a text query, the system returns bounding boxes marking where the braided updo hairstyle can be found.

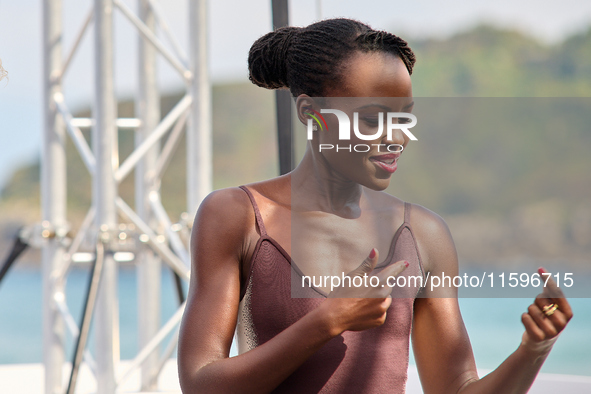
[248,18,415,97]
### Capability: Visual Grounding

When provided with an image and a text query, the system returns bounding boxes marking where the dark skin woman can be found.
[177,19,573,393]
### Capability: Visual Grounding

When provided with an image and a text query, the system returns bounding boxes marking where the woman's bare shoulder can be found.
[407,203,451,237]
[406,203,458,274]
[197,186,252,217]
[192,186,255,246]
[240,174,292,207]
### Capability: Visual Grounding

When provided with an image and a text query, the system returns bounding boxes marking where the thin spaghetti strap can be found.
[403,202,411,224]
[239,186,268,237]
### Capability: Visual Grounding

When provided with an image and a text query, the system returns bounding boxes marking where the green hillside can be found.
[409,25,591,97]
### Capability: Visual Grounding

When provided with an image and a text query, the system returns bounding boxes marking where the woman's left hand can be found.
[521,267,574,354]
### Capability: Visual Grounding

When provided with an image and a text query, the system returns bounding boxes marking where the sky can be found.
[1,0,591,191]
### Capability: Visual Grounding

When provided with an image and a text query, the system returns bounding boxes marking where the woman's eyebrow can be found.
[355,103,392,111]
[403,101,415,110]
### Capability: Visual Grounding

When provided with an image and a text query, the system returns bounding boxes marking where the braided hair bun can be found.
[248,26,301,90]
[248,19,415,97]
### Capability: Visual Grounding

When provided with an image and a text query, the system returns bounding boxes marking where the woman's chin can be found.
[363,177,391,191]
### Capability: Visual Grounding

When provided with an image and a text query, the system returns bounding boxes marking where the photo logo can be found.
[306,109,417,153]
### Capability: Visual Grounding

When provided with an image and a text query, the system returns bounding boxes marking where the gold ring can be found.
[542,303,558,317]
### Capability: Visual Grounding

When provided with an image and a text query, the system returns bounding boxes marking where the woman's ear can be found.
[295,94,317,126]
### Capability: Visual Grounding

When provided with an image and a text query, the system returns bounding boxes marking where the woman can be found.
[178,18,572,393]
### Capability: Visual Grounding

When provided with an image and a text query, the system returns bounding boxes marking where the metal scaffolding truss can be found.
[42,0,211,392]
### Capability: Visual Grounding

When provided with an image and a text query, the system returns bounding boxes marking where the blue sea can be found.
[0,266,590,376]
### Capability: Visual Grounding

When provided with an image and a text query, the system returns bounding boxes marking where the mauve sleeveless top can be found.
[236,186,425,393]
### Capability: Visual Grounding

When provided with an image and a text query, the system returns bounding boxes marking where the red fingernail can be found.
[538,267,546,274]
[404,261,409,268]
[369,248,376,259]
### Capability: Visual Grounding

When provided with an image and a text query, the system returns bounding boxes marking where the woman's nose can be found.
[380,119,407,148]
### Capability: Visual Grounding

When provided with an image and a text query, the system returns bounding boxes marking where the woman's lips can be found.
[369,153,399,173]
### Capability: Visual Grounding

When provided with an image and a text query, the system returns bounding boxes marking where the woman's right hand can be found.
[321,249,408,334]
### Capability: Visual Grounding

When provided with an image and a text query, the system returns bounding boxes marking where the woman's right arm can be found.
[177,188,405,393]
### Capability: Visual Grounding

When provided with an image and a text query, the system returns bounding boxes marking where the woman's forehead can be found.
[328,51,413,98]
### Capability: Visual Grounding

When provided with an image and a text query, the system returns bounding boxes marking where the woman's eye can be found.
[397,117,411,124]
[362,117,380,126]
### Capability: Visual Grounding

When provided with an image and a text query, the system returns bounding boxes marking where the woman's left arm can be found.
[410,205,573,394]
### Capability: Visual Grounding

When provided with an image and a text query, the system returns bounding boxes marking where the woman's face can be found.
[309,51,414,191]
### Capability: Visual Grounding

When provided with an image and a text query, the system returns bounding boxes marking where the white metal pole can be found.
[187,0,212,214]
[42,1,66,392]
[316,0,322,20]
[93,0,118,392]
[136,0,161,390]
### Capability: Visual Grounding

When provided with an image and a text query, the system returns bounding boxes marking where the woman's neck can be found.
[290,149,364,218]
